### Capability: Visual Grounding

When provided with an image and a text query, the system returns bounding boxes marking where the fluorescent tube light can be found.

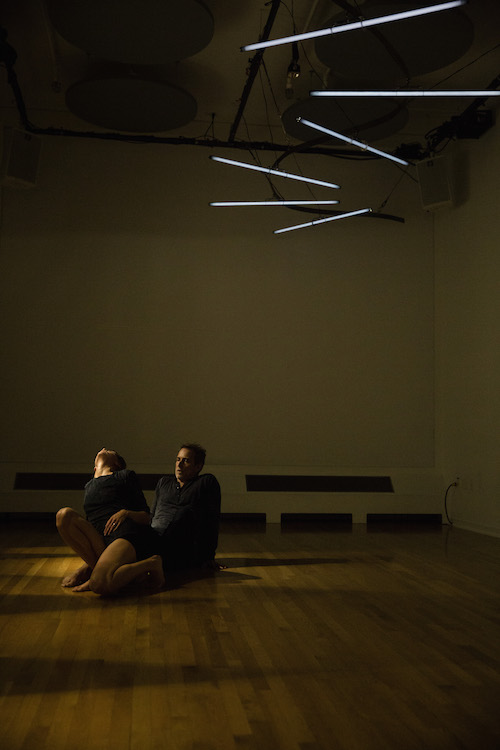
[297,117,409,166]
[210,200,340,207]
[274,208,372,234]
[310,89,500,97]
[210,156,341,190]
[242,1,466,52]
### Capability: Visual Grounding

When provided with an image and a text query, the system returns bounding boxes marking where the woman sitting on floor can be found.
[56,448,164,595]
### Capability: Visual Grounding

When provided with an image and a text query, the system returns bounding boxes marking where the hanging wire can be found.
[282,0,359,131]
[201,112,217,140]
[431,41,500,89]
[418,43,500,156]
[376,164,417,212]
[277,0,296,31]
[258,57,319,199]
[258,64,279,158]
[260,59,284,122]
[241,113,284,199]
[443,482,456,525]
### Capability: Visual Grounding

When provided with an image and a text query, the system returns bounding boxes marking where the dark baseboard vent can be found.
[281,513,352,524]
[367,513,442,524]
[0,512,55,521]
[220,513,267,523]
[15,473,394,494]
[246,475,393,492]
[14,473,90,490]
[14,473,164,491]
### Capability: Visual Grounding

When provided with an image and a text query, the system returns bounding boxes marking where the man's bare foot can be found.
[145,555,166,590]
[61,564,92,588]
[72,579,92,593]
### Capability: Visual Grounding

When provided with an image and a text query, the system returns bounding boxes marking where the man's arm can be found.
[150,476,164,522]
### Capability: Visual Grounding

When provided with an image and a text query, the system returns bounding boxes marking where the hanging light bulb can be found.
[285,42,300,99]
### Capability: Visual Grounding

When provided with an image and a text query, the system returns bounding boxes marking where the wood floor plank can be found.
[1,520,500,749]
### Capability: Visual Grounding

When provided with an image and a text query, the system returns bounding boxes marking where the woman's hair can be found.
[99,449,127,471]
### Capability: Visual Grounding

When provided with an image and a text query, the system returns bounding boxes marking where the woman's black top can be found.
[84,469,159,559]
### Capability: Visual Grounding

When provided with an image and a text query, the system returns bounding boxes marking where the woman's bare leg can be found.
[56,507,106,587]
[109,555,165,592]
[89,539,165,596]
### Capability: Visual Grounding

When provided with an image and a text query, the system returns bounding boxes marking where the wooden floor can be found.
[1,519,500,750]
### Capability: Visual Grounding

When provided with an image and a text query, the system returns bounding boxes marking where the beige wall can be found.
[435,125,500,536]
[0,128,458,521]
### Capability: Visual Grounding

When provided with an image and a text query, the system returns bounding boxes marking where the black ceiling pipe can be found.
[228,0,282,143]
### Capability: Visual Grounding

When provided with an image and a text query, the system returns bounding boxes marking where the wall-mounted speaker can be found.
[1,128,41,188]
[416,155,453,210]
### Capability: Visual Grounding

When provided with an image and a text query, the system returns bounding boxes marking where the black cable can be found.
[443,482,456,526]
[200,112,216,140]
[241,115,281,197]
[376,170,405,212]
[258,61,280,159]
[229,0,282,142]
[431,42,500,90]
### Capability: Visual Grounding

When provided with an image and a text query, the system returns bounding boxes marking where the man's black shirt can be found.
[151,473,221,564]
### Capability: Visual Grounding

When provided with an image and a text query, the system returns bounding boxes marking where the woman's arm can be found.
[103,509,150,536]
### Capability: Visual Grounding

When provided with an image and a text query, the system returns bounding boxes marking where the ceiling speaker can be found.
[1,128,41,188]
[46,0,214,64]
[416,156,453,210]
[65,76,197,132]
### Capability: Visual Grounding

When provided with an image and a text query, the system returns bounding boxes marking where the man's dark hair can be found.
[180,443,206,468]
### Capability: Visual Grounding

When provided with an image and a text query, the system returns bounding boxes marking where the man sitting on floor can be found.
[151,443,222,572]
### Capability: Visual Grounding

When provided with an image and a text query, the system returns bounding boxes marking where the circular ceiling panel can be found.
[314,1,473,87]
[65,76,197,132]
[282,97,408,144]
[47,0,214,64]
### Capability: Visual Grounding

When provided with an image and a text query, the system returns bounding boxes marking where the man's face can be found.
[175,448,201,486]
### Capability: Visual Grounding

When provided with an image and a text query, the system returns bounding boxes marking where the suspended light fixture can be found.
[310,89,500,97]
[274,208,372,234]
[210,200,340,207]
[286,42,301,99]
[210,156,341,190]
[242,1,466,52]
[296,117,409,166]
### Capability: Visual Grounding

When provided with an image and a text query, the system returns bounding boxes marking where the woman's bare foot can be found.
[72,579,92,592]
[61,564,92,588]
[145,555,166,590]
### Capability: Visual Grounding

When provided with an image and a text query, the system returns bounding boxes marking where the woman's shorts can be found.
[105,520,161,561]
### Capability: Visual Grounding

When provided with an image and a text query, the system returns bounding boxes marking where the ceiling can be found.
[1,0,500,163]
